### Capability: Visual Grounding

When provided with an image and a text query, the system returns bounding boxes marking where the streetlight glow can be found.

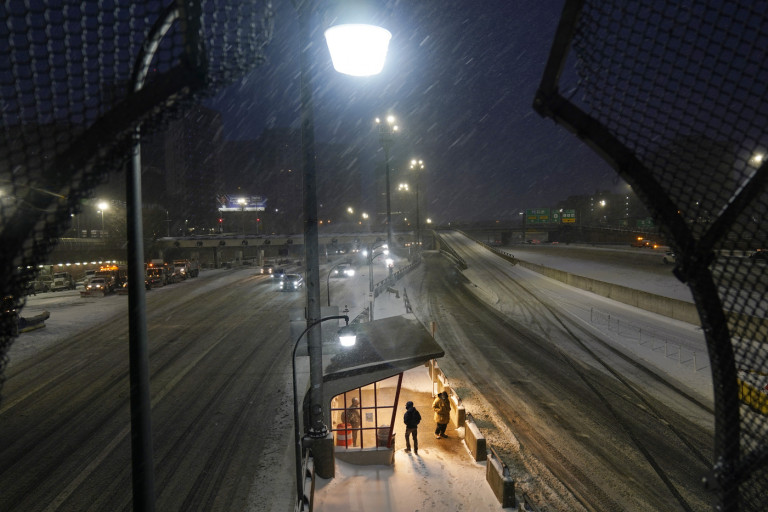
[324,24,392,76]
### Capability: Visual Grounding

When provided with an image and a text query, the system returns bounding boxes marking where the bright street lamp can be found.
[324,25,391,76]
[97,201,108,235]
[376,115,398,249]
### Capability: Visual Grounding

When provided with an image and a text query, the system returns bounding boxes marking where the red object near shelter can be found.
[336,423,352,447]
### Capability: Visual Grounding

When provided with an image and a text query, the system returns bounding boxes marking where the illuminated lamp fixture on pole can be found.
[323,1,392,77]
[294,0,391,491]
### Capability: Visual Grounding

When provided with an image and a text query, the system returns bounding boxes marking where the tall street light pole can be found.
[295,0,392,483]
[125,4,187,508]
[297,1,325,441]
[376,115,398,248]
[410,159,424,249]
[292,315,353,508]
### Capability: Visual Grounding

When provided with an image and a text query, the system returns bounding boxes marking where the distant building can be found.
[219,128,363,234]
[142,104,224,235]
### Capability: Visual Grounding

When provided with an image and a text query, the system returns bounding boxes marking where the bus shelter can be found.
[294,314,444,467]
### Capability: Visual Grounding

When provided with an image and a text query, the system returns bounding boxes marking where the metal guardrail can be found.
[433,232,467,270]
[372,254,422,299]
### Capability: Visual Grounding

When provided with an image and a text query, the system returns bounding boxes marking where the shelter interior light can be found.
[324,24,392,76]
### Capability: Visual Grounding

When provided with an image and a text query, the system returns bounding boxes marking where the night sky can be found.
[207,0,618,223]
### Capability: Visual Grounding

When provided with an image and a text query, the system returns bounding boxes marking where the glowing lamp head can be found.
[338,326,357,347]
[324,24,392,76]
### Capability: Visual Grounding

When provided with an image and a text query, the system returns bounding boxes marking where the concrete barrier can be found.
[449,393,465,428]
[515,259,702,325]
[464,414,486,462]
[486,446,515,507]
[428,360,465,427]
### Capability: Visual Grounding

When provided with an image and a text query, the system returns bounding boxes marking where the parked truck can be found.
[52,271,75,291]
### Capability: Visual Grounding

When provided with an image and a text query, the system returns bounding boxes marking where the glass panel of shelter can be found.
[331,374,402,449]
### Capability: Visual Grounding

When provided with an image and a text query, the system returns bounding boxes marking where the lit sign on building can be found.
[217,194,267,212]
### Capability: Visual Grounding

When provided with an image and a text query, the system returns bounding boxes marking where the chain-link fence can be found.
[535,1,768,510]
[0,1,273,393]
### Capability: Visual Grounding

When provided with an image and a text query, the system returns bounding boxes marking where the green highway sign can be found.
[561,209,576,223]
[525,208,550,224]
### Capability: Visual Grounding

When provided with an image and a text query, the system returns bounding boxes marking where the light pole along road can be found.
[409,159,424,249]
[376,115,398,250]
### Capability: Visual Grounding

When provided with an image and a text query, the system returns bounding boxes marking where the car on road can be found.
[750,249,767,262]
[332,264,355,277]
[273,268,287,279]
[662,251,676,264]
[260,263,274,275]
[278,274,303,291]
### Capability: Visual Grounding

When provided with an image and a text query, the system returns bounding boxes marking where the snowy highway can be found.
[402,232,715,511]
[0,233,717,511]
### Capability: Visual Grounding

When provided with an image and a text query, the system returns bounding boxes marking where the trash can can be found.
[377,426,391,447]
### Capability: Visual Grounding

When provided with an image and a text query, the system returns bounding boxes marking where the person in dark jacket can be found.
[403,401,421,454]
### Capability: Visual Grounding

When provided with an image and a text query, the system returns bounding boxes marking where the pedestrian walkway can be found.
[312,366,505,511]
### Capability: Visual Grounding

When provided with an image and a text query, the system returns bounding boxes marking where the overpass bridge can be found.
[46,231,423,271]
[44,221,669,272]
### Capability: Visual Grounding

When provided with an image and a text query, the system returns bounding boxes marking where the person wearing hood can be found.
[432,391,451,439]
[403,401,421,454]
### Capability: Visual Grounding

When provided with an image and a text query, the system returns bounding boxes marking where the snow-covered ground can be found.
[8,242,715,512]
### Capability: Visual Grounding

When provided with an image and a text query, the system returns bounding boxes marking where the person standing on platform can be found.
[432,391,450,439]
[403,401,421,454]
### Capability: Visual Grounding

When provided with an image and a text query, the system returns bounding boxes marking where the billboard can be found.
[217,194,266,212]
